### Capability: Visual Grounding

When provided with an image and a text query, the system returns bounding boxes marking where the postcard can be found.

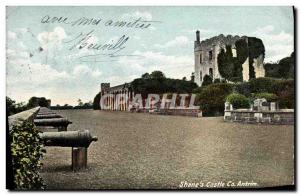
[6,6,295,190]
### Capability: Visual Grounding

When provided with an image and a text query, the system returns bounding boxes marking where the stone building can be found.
[100,83,133,111]
[194,31,265,86]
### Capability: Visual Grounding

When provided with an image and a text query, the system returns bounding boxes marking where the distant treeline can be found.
[6,97,93,115]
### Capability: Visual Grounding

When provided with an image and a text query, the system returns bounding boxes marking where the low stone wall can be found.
[224,109,294,125]
[8,107,40,130]
[150,108,202,117]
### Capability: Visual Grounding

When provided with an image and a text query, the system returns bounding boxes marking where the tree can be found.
[150,71,165,80]
[141,73,150,79]
[77,99,83,106]
[217,46,234,81]
[202,75,213,87]
[196,83,234,116]
[190,72,195,82]
[6,97,27,116]
[27,97,49,108]
[93,92,101,110]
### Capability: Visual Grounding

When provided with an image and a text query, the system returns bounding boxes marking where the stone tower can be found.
[194,31,265,86]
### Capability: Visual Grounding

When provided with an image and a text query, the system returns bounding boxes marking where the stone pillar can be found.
[117,91,120,111]
[72,147,87,170]
[124,90,127,111]
[270,102,276,111]
[114,92,116,111]
[121,90,124,111]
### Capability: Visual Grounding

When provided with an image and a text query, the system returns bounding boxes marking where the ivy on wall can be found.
[10,122,45,189]
[248,37,265,79]
[217,37,265,82]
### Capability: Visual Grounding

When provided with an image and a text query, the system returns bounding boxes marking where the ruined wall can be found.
[194,33,265,86]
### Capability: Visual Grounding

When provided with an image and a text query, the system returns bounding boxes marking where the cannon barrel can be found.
[37,111,57,115]
[34,118,72,126]
[36,114,63,119]
[39,130,98,147]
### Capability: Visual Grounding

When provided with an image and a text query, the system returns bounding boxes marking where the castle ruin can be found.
[194,31,265,86]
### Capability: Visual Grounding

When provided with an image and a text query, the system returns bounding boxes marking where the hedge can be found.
[10,122,45,190]
[234,78,294,109]
[196,83,234,116]
[226,93,250,109]
[254,93,278,102]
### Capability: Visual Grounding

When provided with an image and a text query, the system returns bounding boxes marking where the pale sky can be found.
[6,6,294,105]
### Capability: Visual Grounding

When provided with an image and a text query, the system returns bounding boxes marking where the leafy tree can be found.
[6,97,27,115]
[217,46,234,81]
[190,72,195,82]
[27,97,49,108]
[77,99,83,106]
[248,37,265,79]
[196,83,234,116]
[141,72,150,79]
[150,70,165,80]
[202,75,213,87]
[93,92,101,110]
[217,37,265,82]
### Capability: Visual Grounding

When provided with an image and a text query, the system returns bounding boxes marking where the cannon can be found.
[39,130,98,170]
[34,118,72,131]
[37,111,57,115]
[39,130,98,147]
[36,114,63,119]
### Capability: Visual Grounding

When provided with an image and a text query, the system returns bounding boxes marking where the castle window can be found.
[209,68,213,78]
[209,50,213,60]
[200,71,202,81]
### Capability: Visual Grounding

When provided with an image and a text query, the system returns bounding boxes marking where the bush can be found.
[196,83,234,116]
[201,75,213,87]
[248,77,276,93]
[272,79,294,108]
[234,82,251,97]
[10,122,45,189]
[254,93,278,102]
[226,93,250,109]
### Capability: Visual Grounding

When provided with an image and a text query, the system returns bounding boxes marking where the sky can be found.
[6,6,294,105]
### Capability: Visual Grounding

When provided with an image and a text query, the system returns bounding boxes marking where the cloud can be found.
[121,11,153,20]
[112,50,193,80]
[254,25,275,35]
[37,26,67,48]
[252,25,293,62]
[73,65,102,77]
[7,31,17,40]
[154,36,191,49]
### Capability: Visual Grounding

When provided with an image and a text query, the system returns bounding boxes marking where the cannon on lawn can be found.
[35,114,63,119]
[34,118,72,131]
[39,130,98,170]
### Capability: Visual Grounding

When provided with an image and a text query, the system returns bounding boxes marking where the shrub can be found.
[201,75,213,87]
[272,79,294,109]
[10,122,45,189]
[234,82,251,97]
[248,77,276,94]
[254,93,278,102]
[213,78,221,83]
[226,93,250,109]
[196,83,234,116]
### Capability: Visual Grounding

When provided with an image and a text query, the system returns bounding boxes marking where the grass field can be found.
[40,109,294,189]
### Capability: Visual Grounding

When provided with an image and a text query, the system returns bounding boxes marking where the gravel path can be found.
[40,109,294,189]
